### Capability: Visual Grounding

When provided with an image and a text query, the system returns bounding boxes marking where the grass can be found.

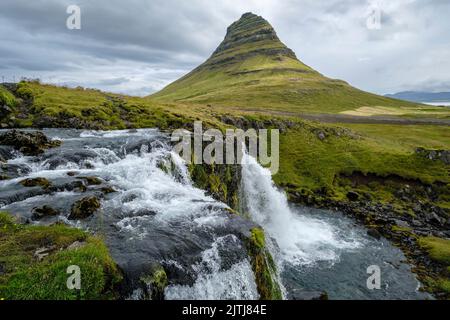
[0,85,16,108]
[0,212,122,300]
[273,121,449,200]
[418,237,450,294]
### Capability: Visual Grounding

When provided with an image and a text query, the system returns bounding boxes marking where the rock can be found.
[393,219,410,229]
[290,289,328,300]
[68,196,101,220]
[346,191,360,202]
[19,177,51,189]
[0,130,61,156]
[139,264,168,300]
[66,241,86,251]
[427,212,444,226]
[316,131,326,141]
[77,176,102,185]
[367,228,381,240]
[34,246,56,261]
[415,147,450,165]
[67,171,79,176]
[32,205,60,220]
[101,186,117,194]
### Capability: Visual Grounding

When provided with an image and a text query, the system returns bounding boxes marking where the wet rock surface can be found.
[0,130,61,156]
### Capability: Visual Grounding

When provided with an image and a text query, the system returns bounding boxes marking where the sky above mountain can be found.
[1,0,449,96]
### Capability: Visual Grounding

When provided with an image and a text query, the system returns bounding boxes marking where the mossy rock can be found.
[245,228,282,300]
[19,177,51,189]
[139,264,168,300]
[0,212,122,299]
[0,130,61,156]
[77,176,102,186]
[68,196,101,220]
[31,205,60,220]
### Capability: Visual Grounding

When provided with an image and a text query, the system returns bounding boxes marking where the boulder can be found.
[68,196,101,220]
[19,177,51,189]
[77,176,102,185]
[289,289,328,300]
[346,191,360,202]
[367,228,382,240]
[32,205,60,220]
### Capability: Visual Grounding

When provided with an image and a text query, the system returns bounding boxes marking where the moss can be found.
[77,176,102,186]
[419,237,450,265]
[19,177,51,189]
[0,212,122,300]
[140,265,168,300]
[68,196,101,220]
[250,227,265,249]
[418,236,450,297]
[0,86,16,108]
[245,227,282,300]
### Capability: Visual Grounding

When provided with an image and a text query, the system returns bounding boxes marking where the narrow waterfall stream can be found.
[241,153,431,299]
[0,129,431,300]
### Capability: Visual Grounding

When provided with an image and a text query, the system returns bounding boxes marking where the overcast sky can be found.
[1,0,449,96]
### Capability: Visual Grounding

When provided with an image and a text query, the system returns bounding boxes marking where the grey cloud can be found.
[0,0,449,95]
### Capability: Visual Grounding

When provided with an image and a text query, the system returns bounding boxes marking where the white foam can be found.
[241,153,362,266]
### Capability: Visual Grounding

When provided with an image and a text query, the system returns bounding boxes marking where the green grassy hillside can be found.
[150,13,441,116]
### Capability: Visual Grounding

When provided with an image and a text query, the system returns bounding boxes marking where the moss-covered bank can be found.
[0,212,122,300]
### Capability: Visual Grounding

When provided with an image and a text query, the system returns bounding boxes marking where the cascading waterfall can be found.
[0,129,432,300]
[241,153,361,267]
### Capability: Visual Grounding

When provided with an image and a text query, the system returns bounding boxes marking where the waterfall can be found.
[241,153,361,267]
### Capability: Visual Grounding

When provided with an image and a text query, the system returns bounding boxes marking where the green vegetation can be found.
[418,237,450,295]
[150,13,447,118]
[0,212,122,300]
[0,85,16,108]
[140,265,168,300]
[245,227,282,300]
[273,121,449,206]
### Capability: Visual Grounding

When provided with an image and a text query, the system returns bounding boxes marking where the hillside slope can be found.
[151,12,427,115]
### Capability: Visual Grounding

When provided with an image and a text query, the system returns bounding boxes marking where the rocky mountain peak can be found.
[210,12,296,61]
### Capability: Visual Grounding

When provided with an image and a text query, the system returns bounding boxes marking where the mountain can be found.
[151,12,419,114]
[385,91,450,103]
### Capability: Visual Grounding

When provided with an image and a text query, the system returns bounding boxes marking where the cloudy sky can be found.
[1,0,449,96]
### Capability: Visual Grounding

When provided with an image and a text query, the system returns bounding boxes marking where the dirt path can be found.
[232,108,450,126]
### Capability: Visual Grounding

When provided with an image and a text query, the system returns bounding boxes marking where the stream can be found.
[0,129,431,300]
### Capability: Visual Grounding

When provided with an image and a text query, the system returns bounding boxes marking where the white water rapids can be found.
[0,129,429,300]
[241,153,362,267]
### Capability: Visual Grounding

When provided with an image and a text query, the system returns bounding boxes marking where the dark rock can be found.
[415,147,450,165]
[392,219,410,229]
[77,176,102,185]
[19,177,51,189]
[68,196,101,220]
[101,186,117,194]
[139,264,168,300]
[32,205,60,220]
[367,228,381,240]
[289,289,328,300]
[346,191,360,201]
[67,171,79,176]
[0,130,61,156]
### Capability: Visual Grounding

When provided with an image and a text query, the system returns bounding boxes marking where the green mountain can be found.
[151,12,421,114]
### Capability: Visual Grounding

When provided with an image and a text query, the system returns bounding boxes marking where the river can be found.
[0,129,431,300]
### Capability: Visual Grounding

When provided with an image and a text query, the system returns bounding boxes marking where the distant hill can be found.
[385,91,450,103]
[151,12,421,114]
